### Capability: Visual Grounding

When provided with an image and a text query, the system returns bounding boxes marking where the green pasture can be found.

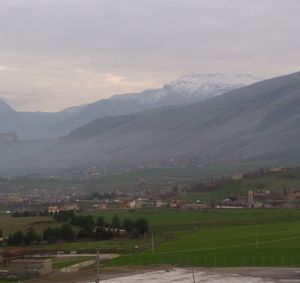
[96,208,300,267]
[184,172,300,202]
[52,256,94,269]
[0,215,54,236]
[2,208,300,268]
[109,219,300,267]
[40,238,144,253]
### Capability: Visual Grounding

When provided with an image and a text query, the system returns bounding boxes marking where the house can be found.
[288,189,300,200]
[270,166,283,173]
[155,199,163,208]
[169,199,183,209]
[98,202,108,210]
[48,206,60,214]
[232,173,243,180]
[122,199,143,209]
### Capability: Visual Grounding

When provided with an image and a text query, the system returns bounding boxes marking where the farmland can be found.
[0,164,252,193]
[101,209,300,267]
[0,215,54,235]
[2,208,300,268]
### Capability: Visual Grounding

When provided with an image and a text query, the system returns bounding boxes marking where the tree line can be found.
[4,212,149,246]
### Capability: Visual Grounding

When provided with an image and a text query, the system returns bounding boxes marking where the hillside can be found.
[0,73,260,140]
[0,71,299,175]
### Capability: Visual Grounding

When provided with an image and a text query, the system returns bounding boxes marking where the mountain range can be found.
[2,71,300,176]
[0,73,261,140]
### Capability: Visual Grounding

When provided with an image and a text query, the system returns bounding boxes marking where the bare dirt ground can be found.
[27,267,300,283]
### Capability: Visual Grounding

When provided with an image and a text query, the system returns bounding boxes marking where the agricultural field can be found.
[100,208,300,267]
[0,164,252,194]
[2,208,300,268]
[40,238,144,253]
[183,169,300,202]
[0,214,54,236]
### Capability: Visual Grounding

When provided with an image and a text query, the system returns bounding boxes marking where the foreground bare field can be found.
[29,267,300,283]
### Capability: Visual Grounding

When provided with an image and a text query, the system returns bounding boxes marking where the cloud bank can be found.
[0,0,299,111]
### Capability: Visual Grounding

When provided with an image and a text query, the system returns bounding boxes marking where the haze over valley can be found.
[0,71,300,175]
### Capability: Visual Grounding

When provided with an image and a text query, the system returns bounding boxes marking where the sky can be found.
[0,0,300,112]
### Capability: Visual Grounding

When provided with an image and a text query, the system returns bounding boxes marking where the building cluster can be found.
[47,203,79,214]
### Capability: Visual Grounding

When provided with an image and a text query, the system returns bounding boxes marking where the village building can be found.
[232,173,244,180]
[270,166,283,173]
[97,202,108,210]
[48,206,60,214]
[155,199,163,208]
[288,189,300,200]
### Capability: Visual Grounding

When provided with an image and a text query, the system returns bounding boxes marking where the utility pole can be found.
[96,250,100,283]
[192,267,196,283]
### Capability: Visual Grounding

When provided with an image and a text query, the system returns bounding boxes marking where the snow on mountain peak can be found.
[158,72,263,100]
[174,72,262,86]
[111,72,263,104]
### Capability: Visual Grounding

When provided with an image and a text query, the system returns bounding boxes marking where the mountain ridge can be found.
[0,71,299,175]
[0,72,261,139]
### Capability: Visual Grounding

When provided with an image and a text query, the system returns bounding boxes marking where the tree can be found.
[54,210,75,223]
[94,226,104,241]
[111,215,120,229]
[123,218,134,232]
[43,227,60,241]
[25,227,41,245]
[7,231,25,246]
[134,218,149,235]
[60,224,75,241]
[77,229,86,240]
[96,217,105,228]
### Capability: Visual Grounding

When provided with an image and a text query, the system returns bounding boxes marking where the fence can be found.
[106,255,299,268]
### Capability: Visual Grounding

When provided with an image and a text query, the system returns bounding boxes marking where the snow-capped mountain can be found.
[111,73,263,105]
[0,73,263,140]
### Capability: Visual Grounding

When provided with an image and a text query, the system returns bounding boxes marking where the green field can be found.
[2,208,300,268]
[0,215,54,236]
[184,170,300,202]
[39,238,144,253]
[100,208,300,267]
[52,256,94,269]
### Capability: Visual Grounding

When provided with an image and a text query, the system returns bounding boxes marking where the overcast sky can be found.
[0,0,300,111]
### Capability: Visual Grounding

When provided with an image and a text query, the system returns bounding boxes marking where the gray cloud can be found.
[0,0,299,111]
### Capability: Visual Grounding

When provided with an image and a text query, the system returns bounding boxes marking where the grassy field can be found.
[0,215,54,236]
[183,170,300,202]
[40,238,144,253]
[2,208,300,268]
[52,256,94,269]
[98,208,300,267]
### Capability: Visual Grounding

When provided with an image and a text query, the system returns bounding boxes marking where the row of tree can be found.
[7,227,41,246]
[5,213,149,246]
[12,210,49,218]
[53,211,149,238]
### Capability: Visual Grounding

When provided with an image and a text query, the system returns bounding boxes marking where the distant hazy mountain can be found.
[1,71,300,175]
[0,73,261,139]
[111,73,261,105]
